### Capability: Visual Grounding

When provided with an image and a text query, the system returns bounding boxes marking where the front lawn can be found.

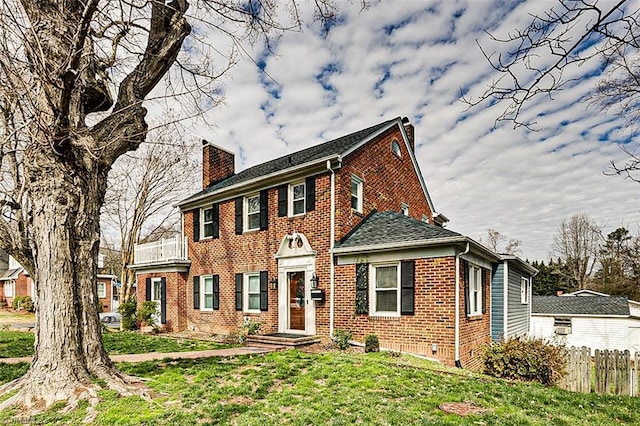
[1,347,639,425]
[0,331,231,358]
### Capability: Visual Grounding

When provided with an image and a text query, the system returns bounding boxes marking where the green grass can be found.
[2,349,640,425]
[0,331,232,358]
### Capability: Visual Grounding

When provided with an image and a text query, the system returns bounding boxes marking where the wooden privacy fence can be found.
[560,346,638,396]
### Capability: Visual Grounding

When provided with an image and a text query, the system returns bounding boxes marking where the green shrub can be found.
[332,329,352,350]
[238,320,261,344]
[12,296,34,312]
[118,299,137,330]
[137,301,158,328]
[365,334,379,353]
[482,337,567,385]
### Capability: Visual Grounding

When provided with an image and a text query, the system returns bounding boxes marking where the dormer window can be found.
[391,139,401,157]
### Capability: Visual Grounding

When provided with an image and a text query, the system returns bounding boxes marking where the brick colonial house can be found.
[0,251,120,312]
[131,117,518,368]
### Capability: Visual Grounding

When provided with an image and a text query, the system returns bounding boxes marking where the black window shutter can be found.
[145,278,151,301]
[193,276,200,309]
[160,277,167,325]
[259,189,268,230]
[278,185,288,217]
[235,273,243,311]
[355,263,369,314]
[464,260,470,315]
[260,271,268,311]
[193,208,200,242]
[401,260,415,315]
[481,268,488,315]
[212,203,220,239]
[213,275,220,310]
[234,197,243,235]
[305,176,316,212]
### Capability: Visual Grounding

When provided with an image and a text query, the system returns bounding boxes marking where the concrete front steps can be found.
[247,333,321,348]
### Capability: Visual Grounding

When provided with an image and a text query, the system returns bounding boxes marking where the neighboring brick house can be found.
[0,251,119,312]
[130,116,517,368]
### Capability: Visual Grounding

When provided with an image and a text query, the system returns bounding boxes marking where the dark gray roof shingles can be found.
[181,118,399,205]
[336,211,462,249]
[532,295,630,316]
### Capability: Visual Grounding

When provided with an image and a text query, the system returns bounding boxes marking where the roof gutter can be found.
[177,154,341,210]
[455,242,470,368]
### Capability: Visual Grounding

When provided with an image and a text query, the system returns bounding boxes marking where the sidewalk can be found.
[0,345,281,365]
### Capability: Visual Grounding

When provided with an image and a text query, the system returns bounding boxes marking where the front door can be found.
[288,271,305,331]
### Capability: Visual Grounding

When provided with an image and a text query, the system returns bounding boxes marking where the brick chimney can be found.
[202,140,235,188]
[402,117,415,151]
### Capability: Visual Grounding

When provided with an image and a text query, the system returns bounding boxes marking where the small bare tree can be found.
[102,129,197,306]
[481,228,522,255]
[551,213,603,290]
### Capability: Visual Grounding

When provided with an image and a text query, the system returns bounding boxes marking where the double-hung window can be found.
[245,273,261,313]
[469,265,482,316]
[521,277,530,304]
[351,175,363,213]
[202,276,216,310]
[202,207,214,238]
[290,182,305,216]
[5,280,15,297]
[370,263,400,316]
[97,281,106,298]
[245,194,261,231]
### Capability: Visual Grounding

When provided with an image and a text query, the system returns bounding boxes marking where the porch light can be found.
[269,277,278,290]
[310,273,319,289]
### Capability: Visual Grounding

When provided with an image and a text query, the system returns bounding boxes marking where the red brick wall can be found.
[97,276,112,312]
[203,143,235,188]
[136,272,187,332]
[4,272,31,307]
[335,125,434,241]
[334,256,490,368]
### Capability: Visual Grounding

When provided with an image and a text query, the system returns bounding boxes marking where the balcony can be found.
[131,235,190,271]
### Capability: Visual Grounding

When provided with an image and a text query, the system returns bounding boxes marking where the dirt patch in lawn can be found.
[439,402,488,416]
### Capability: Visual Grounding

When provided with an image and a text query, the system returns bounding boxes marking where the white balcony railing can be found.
[133,235,188,265]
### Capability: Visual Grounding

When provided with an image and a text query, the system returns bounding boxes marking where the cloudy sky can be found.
[181,0,640,261]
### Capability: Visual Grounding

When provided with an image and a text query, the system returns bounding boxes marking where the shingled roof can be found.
[532,295,630,316]
[180,117,399,206]
[335,211,463,250]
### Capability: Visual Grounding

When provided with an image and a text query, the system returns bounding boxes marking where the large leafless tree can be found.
[102,129,197,306]
[551,213,602,290]
[0,0,345,416]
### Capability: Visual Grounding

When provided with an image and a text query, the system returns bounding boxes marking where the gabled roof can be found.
[178,118,440,219]
[532,295,630,316]
[332,211,500,261]
[0,268,22,281]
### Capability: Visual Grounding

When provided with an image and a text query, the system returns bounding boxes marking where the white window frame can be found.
[351,175,363,213]
[369,263,401,317]
[97,281,106,299]
[520,277,530,304]
[201,275,215,311]
[289,181,306,216]
[469,264,483,316]
[391,139,402,157]
[5,280,15,297]
[244,194,261,232]
[401,203,409,216]
[201,207,215,239]
[243,272,261,314]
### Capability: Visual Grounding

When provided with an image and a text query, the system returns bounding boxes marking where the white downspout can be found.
[328,158,339,338]
[503,261,509,339]
[455,242,470,368]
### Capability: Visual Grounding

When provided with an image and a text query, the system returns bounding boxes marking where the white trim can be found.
[5,280,15,297]
[369,263,401,317]
[468,264,483,317]
[244,193,261,232]
[289,181,306,217]
[243,272,261,314]
[200,275,215,312]
[503,261,509,338]
[350,174,363,213]
[521,277,530,304]
[97,281,106,299]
